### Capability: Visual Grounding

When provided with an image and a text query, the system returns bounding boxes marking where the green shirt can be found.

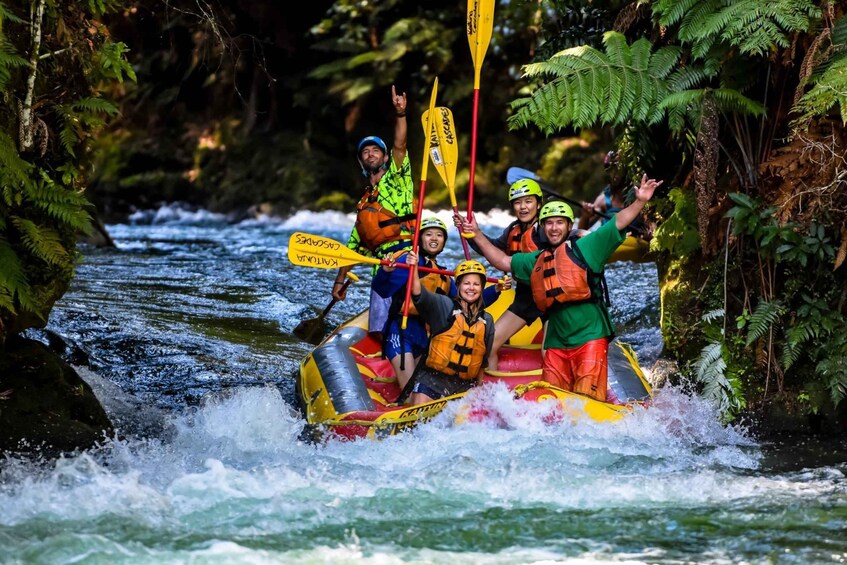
[511,219,625,349]
[346,153,415,259]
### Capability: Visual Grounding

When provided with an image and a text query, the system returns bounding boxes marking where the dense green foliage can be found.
[508,0,847,421]
[0,0,134,342]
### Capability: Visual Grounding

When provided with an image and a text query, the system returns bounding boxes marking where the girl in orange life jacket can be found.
[454,178,546,370]
[403,254,496,406]
[373,217,505,391]
[458,174,662,402]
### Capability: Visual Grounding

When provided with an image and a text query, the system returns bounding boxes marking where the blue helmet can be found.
[357,136,389,177]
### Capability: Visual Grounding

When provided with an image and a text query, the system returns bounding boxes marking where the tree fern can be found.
[745,299,785,346]
[509,32,684,133]
[655,0,819,60]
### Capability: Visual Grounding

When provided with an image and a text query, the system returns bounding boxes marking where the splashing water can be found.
[4,205,845,564]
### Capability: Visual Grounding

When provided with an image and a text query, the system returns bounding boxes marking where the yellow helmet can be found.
[539,200,575,223]
[508,179,543,202]
[454,260,486,283]
[419,217,448,237]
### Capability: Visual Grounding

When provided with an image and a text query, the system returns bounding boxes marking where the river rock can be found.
[0,336,113,457]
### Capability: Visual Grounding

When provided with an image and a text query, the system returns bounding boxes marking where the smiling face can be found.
[359,145,387,174]
[542,216,572,247]
[511,196,540,224]
[420,228,446,256]
[457,274,484,304]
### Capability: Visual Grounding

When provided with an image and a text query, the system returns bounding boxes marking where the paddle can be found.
[466,0,495,220]
[401,78,439,330]
[294,272,360,345]
[422,105,473,259]
[287,232,502,283]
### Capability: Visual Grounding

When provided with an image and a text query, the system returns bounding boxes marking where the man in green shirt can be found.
[331,85,415,335]
[458,174,661,401]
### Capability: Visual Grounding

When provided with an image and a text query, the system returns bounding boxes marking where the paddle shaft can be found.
[467,89,480,221]
[403,78,439,329]
[320,278,352,318]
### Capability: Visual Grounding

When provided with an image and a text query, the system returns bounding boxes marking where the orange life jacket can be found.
[354,185,416,251]
[506,222,539,255]
[530,238,608,312]
[390,255,451,317]
[426,309,487,380]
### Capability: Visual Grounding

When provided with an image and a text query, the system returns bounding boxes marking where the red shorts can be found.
[542,338,609,401]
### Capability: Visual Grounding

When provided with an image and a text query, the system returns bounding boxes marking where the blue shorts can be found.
[383,317,428,360]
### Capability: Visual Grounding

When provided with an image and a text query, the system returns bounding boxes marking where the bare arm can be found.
[391,85,407,167]
[331,265,353,300]
[407,250,421,295]
[458,213,512,272]
[614,174,662,231]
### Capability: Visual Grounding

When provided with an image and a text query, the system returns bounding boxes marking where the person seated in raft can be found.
[458,174,662,402]
[372,217,507,391]
[453,179,548,371]
[398,253,497,406]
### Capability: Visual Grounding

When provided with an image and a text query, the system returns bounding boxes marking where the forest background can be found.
[1,0,846,430]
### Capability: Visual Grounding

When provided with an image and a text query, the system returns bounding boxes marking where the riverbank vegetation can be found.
[1,0,845,432]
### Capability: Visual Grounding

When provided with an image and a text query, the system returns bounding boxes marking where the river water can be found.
[2,205,846,564]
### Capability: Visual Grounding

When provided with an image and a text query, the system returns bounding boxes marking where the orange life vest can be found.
[426,310,487,380]
[506,222,539,255]
[354,185,416,251]
[530,239,606,312]
[390,255,451,317]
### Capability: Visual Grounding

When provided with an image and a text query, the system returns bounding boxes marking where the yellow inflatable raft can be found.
[297,289,652,441]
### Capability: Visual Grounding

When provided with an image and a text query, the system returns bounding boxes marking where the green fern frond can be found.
[694,340,744,416]
[73,96,119,115]
[655,0,819,60]
[654,0,700,27]
[0,38,28,91]
[509,32,685,132]
[0,1,26,24]
[745,299,786,346]
[0,132,32,190]
[0,236,26,315]
[22,172,93,233]
[9,217,71,269]
[702,308,725,323]
[792,54,847,126]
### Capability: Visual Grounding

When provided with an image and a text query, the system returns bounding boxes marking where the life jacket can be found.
[425,307,487,381]
[355,184,416,251]
[506,221,539,255]
[389,255,451,317]
[530,236,610,312]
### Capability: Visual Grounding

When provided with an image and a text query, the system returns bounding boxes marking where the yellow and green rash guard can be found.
[346,153,415,262]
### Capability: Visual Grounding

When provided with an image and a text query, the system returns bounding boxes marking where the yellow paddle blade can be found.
[420,77,438,183]
[467,0,495,88]
[421,107,459,203]
[287,232,381,269]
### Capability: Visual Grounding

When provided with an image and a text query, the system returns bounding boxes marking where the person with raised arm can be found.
[330,85,414,338]
[372,217,506,390]
[459,174,662,401]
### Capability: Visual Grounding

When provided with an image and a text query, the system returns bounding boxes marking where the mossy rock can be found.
[0,337,113,457]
